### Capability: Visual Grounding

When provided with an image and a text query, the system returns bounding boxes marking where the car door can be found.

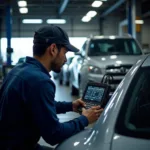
[111,60,150,150]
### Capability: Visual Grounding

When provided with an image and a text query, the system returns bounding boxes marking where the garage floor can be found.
[38,77,80,148]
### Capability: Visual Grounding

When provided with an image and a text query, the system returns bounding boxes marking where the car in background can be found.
[52,56,74,85]
[16,57,26,65]
[59,56,74,85]
[2,57,26,79]
[52,71,59,80]
[69,53,83,95]
[69,35,143,96]
[55,54,150,150]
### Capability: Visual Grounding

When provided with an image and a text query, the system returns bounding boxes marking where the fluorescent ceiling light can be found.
[116,60,122,64]
[22,19,43,24]
[135,20,144,24]
[81,16,91,22]
[101,57,106,61]
[19,7,28,14]
[18,1,27,7]
[47,19,66,24]
[86,11,97,18]
[94,35,104,39]
[110,55,117,59]
[92,1,103,7]
[109,36,116,39]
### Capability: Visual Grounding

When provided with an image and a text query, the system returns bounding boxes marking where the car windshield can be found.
[88,39,142,56]
[116,67,150,139]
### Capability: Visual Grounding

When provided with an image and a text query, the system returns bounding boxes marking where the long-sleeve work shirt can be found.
[0,57,88,149]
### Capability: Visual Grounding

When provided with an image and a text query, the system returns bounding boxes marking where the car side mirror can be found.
[75,52,81,55]
[75,52,85,58]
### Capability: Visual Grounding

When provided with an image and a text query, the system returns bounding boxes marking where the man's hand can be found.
[72,98,86,112]
[82,106,103,124]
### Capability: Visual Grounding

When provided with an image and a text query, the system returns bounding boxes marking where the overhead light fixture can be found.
[19,7,28,14]
[116,60,122,64]
[81,16,91,22]
[18,1,27,7]
[110,55,117,59]
[86,11,97,18]
[94,35,104,39]
[22,19,43,24]
[46,19,66,24]
[92,1,103,7]
[109,36,116,39]
[135,20,144,24]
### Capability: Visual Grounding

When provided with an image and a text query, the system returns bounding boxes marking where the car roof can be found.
[88,35,133,40]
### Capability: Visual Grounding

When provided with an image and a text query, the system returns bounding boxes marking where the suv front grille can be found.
[106,65,132,76]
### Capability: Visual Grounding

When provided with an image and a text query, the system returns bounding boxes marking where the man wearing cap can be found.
[0,25,103,150]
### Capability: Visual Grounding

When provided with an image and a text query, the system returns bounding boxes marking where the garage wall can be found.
[1,14,123,38]
[102,14,123,36]
[1,16,100,37]
[142,19,150,47]
[1,15,150,48]
[1,15,123,38]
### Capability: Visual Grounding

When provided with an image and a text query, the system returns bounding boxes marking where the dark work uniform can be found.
[0,57,88,150]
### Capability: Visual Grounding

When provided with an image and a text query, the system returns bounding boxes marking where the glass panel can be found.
[116,67,150,139]
[127,69,150,129]
[88,39,142,56]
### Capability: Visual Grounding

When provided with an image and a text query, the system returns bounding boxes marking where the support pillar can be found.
[6,3,13,65]
[0,11,3,79]
[135,0,142,45]
[127,0,136,38]
[0,16,2,57]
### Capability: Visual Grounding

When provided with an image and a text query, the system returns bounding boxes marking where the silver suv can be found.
[69,35,143,96]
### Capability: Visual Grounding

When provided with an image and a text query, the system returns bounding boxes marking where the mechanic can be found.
[0,25,103,150]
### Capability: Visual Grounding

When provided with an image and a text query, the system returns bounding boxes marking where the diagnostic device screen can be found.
[83,85,105,102]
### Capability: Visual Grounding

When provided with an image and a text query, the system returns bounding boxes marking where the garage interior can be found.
[0,0,150,149]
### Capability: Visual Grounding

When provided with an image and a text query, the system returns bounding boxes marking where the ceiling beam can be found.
[100,0,126,18]
[58,0,69,15]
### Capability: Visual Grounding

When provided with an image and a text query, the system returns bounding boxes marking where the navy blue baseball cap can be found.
[33,25,79,52]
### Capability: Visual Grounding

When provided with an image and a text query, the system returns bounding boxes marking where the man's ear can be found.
[48,43,57,56]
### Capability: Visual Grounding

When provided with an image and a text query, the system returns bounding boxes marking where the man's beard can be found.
[51,60,62,73]
[53,68,61,73]
[51,51,63,73]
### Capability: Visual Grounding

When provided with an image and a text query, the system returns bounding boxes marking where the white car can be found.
[69,35,143,97]
[58,56,74,86]
[55,54,150,150]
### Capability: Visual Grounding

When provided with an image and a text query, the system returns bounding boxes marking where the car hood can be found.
[55,129,91,150]
[55,128,111,150]
[87,55,142,67]
[111,133,150,150]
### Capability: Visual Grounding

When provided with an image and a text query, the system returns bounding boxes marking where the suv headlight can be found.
[88,66,102,74]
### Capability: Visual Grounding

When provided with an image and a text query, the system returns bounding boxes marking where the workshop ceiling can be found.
[0,0,150,19]
[0,0,125,19]
[0,0,150,28]
[12,0,120,17]
[0,0,149,22]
